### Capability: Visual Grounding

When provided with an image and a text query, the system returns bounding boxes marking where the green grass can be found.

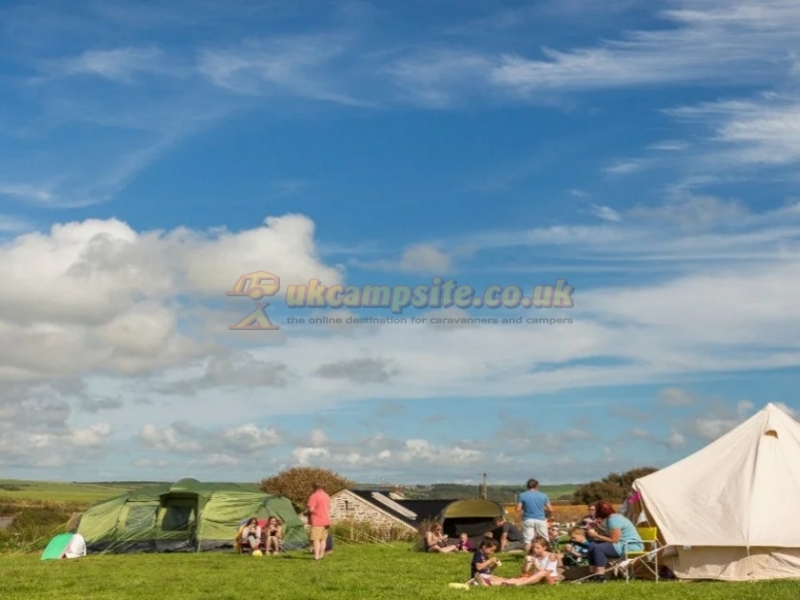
[1,544,798,600]
[0,480,139,506]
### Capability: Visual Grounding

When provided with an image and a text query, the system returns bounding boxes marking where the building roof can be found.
[344,489,455,528]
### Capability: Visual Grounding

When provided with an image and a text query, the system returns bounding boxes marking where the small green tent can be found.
[41,532,86,560]
[76,478,305,553]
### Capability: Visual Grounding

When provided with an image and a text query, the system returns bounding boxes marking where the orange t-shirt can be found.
[307,489,331,526]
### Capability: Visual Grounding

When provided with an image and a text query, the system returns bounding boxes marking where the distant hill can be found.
[1,479,581,509]
[354,483,579,503]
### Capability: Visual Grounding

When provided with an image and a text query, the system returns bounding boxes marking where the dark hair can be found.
[526,478,538,489]
[480,537,499,549]
[247,517,258,525]
[494,516,505,524]
[594,501,616,519]
[312,481,323,490]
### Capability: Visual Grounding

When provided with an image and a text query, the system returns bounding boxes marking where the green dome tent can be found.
[76,478,305,553]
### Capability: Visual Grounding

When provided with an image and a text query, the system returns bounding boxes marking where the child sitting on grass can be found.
[562,527,590,566]
[471,537,505,585]
[465,537,559,588]
[457,533,474,552]
[519,538,560,585]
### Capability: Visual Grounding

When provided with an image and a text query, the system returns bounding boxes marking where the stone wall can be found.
[329,491,413,531]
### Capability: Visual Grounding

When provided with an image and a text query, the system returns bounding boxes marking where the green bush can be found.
[0,506,71,553]
[571,467,658,504]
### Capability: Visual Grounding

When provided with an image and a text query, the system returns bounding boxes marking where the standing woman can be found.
[584,500,643,582]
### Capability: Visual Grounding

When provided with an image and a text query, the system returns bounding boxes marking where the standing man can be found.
[516,478,552,553]
[307,481,331,561]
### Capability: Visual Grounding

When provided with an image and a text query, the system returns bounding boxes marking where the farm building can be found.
[329,489,453,532]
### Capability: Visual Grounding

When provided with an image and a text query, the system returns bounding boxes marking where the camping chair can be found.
[236,520,267,554]
[614,527,661,583]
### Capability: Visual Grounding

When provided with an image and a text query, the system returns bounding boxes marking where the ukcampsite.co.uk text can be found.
[283,277,574,314]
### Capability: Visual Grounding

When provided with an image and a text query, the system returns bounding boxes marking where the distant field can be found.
[0,480,578,514]
[1,544,797,600]
[0,480,141,507]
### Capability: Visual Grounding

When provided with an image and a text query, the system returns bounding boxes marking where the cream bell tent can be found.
[633,402,800,581]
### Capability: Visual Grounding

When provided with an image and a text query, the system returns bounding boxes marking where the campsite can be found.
[2,403,800,599]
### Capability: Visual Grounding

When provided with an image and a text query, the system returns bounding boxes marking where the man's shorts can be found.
[522,519,548,543]
[309,526,329,542]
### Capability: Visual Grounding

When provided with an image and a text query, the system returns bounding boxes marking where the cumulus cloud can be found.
[0,214,337,383]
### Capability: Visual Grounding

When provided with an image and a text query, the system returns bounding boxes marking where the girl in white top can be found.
[520,539,560,584]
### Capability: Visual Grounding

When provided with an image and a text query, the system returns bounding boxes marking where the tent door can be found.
[157,496,198,548]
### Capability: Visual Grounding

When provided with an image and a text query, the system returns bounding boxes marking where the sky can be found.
[1,0,800,486]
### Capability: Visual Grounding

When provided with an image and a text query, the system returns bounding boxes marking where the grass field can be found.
[0,480,140,506]
[2,544,799,600]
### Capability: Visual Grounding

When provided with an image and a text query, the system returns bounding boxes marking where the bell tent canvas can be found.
[633,402,800,581]
[76,478,306,554]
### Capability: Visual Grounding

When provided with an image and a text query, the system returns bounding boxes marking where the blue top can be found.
[606,514,643,555]
[471,550,491,577]
[517,489,549,521]
[571,540,590,557]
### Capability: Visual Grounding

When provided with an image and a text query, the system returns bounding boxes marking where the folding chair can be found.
[617,526,661,583]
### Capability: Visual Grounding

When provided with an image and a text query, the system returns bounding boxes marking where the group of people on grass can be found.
[238,516,286,555]
[237,481,334,559]
[428,478,644,585]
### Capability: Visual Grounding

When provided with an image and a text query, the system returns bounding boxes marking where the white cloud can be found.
[590,205,622,222]
[293,447,329,465]
[604,160,646,175]
[667,95,800,166]
[399,244,452,273]
[36,46,168,83]
[657,387,695,407]
[0,214,338,382]
[648,140,688,152]
[197,35,367,106]
[489,1,800,94]
[667,430,686,449]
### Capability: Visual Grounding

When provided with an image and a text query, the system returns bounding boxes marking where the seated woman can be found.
[584,500,643,582]
[239,517,262,554]
[265,517,283,555]
[424,524,458,553]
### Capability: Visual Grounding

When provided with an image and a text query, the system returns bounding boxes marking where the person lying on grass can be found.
[519,538,561,585]
[425,524,458,553]
[470,537,557,587]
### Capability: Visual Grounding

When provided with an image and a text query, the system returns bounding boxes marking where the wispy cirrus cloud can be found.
[32,46,171,83]
[488,0,800,95]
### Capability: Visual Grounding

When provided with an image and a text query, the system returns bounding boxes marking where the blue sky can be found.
[2,0,800,486]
